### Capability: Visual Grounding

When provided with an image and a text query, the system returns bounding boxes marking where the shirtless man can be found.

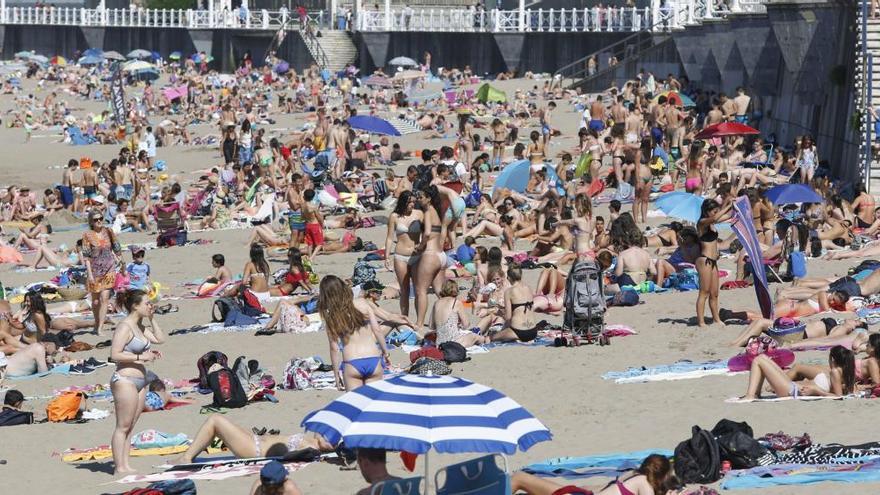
[58,159,78,210]
[664,99,686,154]
[706,100,725,126]
[720,93,738,121]
[114,159,134,202]
[538,101,556,144]
[733,87,751,124]
[588,95,606,133]
[81,162,99,211]
[624,104,642,145]
[286,174,305,247]
[610,95,627,124]
[3,341,56,377]
[301,189,324,257]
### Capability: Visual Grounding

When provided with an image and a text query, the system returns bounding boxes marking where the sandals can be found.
[155,304,179,315]
[251,426,281,436]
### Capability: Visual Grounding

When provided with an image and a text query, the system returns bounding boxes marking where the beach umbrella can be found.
[82,48,103,58]
[654,90,695,108]
[14,50,33,59]
[103,50,125,61]
[388,56,418,67]
[150,51,161,62]
[274,61,290,74]
[169,51,182,61]
[123,60,153,71]
[191,53,214,63]
[348,115,401,136]
[476,83,507,103]
[492,159,531,194]
[132,68,160,82]
[301,373,552,455]
[30,54,49,64]
[78,55,103,66]
[695,122,760,140]
[764,184,823,205]
[654,191,704,223]
[50,56,67,66]
[127,49,152,59]
[363,75,393,87]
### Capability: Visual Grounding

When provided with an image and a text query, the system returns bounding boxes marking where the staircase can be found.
[301,29,357,72]
[855,3,880,190]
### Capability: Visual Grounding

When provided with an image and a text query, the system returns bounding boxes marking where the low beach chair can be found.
[370,476,424,495]
[435,454,510,495]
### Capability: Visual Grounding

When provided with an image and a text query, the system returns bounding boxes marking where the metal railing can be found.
[300,25,330,70]
[0,2,768,32]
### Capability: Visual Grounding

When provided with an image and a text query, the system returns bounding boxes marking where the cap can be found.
[362,280,385,293]
[131,246,145,255]
[260,460,287,485]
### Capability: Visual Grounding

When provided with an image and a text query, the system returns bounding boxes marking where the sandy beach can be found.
[0,74,877,495]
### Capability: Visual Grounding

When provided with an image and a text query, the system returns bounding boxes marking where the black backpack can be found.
[0,407,34,427]
[711,419,770,469]
[207,366,248,408]
[439,342,469,363]
[674,426,721,484]
[212,298,240,323]
[197,351,229,389]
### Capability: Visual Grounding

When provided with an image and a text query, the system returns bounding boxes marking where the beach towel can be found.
[61,444,199,462]
[8,364,71,380]
[131,430,189,449]
[116,460,311,483]
[602,360,729,384]
[725,394,859,403]
[722,461,880,490]
[523,449,674,479]
[387,117,423,135]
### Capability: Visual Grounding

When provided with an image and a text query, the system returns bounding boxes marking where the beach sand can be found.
[0,76,876,494]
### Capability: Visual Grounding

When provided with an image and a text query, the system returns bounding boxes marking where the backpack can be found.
[563,259,606,337]
[207,366,248,408]
[46,391,85,422]
[212,298,239,323]
[0,407,34,427]
[673,426,721,484]
[197,351,229,389]
[409,357,451,375]
[439,341,469,363]
[408,346,445,363]
[710,419,770,469]
[144,479,196,495]
[239,289,266,315]
[352,260,377,286]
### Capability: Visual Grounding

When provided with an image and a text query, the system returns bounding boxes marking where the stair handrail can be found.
[552,3,689,84]
[301,20,330,70]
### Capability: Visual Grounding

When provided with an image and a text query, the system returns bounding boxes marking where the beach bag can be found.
[0,407,34,427]
[239,289,266,315]
[207,366,248,408]
[197,351,229,389]
[610,289,639,307]
[352,260,377,286]
[788,251,806,278]
[439,341,469,363]
[211,297,239,323]
[409,357,451,375]
[673,426,721,484]
[114,271,131,292]
[46,391,85,422]
[144,480,196,495]
[387,327,419,346]
[282,357,318,390]
[409,346,445,363]
[715,431,770,469]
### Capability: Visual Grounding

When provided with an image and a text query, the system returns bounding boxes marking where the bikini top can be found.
[699,229,719,243]
[396,219,422,236]
[124,334,151,354]
[511,301,533,312]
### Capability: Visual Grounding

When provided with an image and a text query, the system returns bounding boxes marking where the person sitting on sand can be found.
[533,266,566,314]
[250,460,303,495]
[720,285,847,322]
[356,448,399,495]
[740,345,856,400]
[431,279,489,347]
[356,281,413,337]
[175,414,334,465]
[13,213,52,250]
[485,264,542,343]
[509,454,676,495]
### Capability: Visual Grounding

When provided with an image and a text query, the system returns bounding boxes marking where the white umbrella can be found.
[388,56,418,67]
[103,51,126,61]
[123,60,153,71]
[127,49,152,59]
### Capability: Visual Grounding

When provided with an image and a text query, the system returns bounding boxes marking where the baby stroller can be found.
[561,259,608,346]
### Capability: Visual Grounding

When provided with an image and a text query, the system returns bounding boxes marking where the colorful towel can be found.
[602,360,731,384]
[725,394,860,403]
[62,445,190,462]
[116,460,310,483]
[722,461,880,490]
[523,449,674,479]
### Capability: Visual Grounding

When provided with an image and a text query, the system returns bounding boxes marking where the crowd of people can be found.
[0,45,878,495]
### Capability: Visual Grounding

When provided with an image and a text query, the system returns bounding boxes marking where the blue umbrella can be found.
[274,61,290,74]
[348,115,401,136]
[78,55,103,66]
[132,68,160,82]
[493,159,531,194]
[654,191,704,223]
[301,373,551,455]
[764,183,823,205]
[82,48,103,58]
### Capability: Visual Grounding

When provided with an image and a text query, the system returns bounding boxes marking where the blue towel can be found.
[523,449,674,478]
[602,360,726,381]
[722,462,880,490]
[8,364,71,380]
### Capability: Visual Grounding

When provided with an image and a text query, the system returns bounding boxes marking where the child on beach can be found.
[302,189,324,257]
[126,247,151,292]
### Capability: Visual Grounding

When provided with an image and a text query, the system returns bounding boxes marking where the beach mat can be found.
[116,460,311,483]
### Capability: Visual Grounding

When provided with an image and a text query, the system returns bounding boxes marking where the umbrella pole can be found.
[424,450,433,494]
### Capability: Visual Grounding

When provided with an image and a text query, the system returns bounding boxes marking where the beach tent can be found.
[476,83,507,103]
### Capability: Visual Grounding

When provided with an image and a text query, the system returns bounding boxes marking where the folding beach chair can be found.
[370,476,423,495]
[435,454,510,495]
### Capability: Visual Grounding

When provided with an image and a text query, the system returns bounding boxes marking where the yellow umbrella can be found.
[50,56,67,66]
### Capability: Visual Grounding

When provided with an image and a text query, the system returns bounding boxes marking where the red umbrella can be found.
[694,122,760,140]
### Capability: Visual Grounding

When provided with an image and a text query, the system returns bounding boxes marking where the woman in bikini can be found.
[319,275,390,391]
[645,222,682,249]
[533,266,566,314]
[527,130,545,166]
[490,118,507,168]
[12,213,52,250]
[740,345,855,401]
[556,193,595,260]
[176,415,334,465]
[486,264,542,343]
[696,199,732,328]
[412,186,448,332]
[457,113,474,167]
[683,140,705,194]
[509,454,675,495]
[633,138,654,224]
[384,191,423,321]
[431,280,488,347]
[240,243,273,305]
[850,183,875,229]
[14,291,93,341]
[110,290,165,475]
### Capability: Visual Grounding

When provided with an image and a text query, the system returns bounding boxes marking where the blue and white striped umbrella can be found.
[301,374,551,455]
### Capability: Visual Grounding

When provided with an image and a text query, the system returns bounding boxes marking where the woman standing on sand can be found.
[82,210,121,335]
[110,290,165,475]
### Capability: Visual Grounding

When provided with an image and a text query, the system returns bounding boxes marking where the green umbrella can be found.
[475,83,507,104]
